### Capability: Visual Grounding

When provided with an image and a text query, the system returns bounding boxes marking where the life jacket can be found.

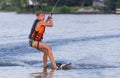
[29,19,45,41]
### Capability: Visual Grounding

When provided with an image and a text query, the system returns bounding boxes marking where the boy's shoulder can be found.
[37,21,44,24]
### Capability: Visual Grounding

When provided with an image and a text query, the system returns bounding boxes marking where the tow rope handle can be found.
[46,0,60,21]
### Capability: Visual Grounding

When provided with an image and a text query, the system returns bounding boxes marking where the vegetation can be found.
[0,0,94,13]
[104,0,120,13]
[0,0,120,13]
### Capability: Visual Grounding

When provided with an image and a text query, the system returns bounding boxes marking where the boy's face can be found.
[37,13,45,21]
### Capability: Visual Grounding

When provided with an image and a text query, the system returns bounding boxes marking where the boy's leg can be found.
[43,54,47,67]
[40,49,48,67]
[39,42,57,68]
[32,41,57,68]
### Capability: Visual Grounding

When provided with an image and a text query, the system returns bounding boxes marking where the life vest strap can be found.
[37,41,39,49]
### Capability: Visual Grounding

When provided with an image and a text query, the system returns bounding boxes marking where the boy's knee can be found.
[46,46,52,54]
[44,53,47,55]
[48,46,52,51]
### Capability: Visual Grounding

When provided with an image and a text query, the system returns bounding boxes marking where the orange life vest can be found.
[29,19,45,41]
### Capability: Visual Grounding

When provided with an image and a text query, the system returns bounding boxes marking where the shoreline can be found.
[0,11,119,15]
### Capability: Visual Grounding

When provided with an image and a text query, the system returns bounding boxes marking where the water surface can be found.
[0,12,120,78]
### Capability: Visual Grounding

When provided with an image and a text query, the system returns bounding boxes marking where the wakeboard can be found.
[47,61,72,70]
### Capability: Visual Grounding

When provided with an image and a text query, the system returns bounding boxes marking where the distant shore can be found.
[0,11,117,15]
[0,11,118,15]
[0,6,118,14]
[1,6,118,14]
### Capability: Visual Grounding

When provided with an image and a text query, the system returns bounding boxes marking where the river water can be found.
[0,12,120,78]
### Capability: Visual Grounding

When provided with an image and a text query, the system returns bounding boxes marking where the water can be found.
[0,12,120,78]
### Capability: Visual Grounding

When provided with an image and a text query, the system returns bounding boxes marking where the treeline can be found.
[46,0,93,6]
[0,0,120,13]
[104,0,120,12]
[0,0,27,11]
[0,0,93,12]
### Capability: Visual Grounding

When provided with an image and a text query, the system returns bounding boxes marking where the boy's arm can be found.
[43,14,53,27]
[36,14,53,29]
[37,19,53,27]
[35,19,53,31]
[45,18,53,27]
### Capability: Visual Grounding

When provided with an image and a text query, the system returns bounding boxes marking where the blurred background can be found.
[0,0,120,14]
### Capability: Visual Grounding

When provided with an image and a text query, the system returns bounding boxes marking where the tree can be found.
[45,0,93,6]
[80,0,93,6]
[116,0,120,8]
[104,0,117,12]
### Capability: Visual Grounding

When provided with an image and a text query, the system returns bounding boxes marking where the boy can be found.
[29,11,57,69]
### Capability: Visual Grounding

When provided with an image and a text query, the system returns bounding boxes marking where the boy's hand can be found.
[46,13,53,22]
[48,13,52,19]
[46,13,52,22]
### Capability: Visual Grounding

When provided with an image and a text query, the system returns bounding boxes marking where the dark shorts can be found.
[29,39,42,47]
[29,39,36,47]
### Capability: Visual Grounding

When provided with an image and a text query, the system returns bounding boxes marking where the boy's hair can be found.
[36,11,45,16]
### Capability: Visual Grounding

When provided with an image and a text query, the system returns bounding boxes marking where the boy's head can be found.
[36,11,45,21]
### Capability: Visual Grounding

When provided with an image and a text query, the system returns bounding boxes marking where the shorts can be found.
[29,39,36,47]
[29,39,42,47]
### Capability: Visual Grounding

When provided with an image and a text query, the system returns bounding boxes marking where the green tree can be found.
[116,0,120,8]
[79,0,93,6]
[46,0,93,6]
[104,0,117,12]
